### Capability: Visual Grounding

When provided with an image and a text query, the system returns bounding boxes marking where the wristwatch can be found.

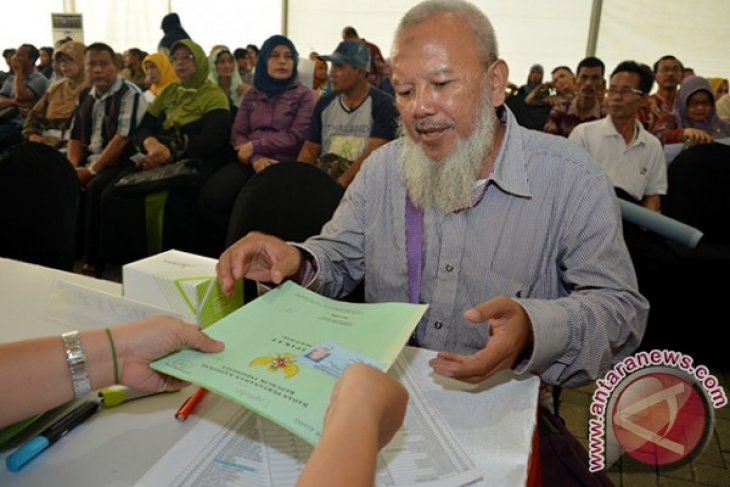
[62,330,91,398]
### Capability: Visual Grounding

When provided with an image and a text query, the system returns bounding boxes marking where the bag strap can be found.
[405,195,424,304]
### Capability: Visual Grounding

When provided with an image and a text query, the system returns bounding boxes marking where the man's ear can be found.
[488,59,509,107]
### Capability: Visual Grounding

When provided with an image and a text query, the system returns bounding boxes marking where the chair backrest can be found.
[0,142,79,271]
[226,162,348,302]
[226,162,344,245]
[663,142,730,244]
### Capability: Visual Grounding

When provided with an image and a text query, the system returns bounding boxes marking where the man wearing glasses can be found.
[639,55,684,133]
[569,61,666,212]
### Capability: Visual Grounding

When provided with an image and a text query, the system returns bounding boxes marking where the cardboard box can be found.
[122,250,243,328]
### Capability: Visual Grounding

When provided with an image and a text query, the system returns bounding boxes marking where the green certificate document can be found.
[151,281,428,445]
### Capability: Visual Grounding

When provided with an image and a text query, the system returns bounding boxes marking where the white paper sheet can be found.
[136,351,486,487]
[45,279,186,329]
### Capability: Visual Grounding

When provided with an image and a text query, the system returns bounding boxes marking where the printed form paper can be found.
[137,352,483,487]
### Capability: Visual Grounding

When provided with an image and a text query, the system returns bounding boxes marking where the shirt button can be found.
[434,321,443,330]
[445,264,454,272]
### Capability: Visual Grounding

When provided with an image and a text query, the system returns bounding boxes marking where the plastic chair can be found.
[0,142,79,271]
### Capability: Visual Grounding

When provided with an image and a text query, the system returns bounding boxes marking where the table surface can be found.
[0,258,537,486]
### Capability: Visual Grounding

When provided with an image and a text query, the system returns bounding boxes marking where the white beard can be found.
[400,94,498,214]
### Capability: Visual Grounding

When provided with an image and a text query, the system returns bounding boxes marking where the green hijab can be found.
[149,39,229,129]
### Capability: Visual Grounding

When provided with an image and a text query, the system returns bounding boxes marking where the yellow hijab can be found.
[142,52,177,95]
[45,41,87,120]
[708,77,728,99]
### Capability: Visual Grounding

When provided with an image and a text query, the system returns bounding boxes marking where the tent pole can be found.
[586,0,603,57]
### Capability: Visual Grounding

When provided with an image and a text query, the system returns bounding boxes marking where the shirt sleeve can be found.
[514,171,649,387]
[306,93,331,144]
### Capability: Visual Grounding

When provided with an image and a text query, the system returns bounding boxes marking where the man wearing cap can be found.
[297,40,399,188]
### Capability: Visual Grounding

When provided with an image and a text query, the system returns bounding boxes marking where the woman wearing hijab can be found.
[197,35,316,256]
[22,41,86,148]
[708,77,729,100]
[101,39,234,263]
[654,76,730,145]
[208,47,246,113]
[141,52,176,102]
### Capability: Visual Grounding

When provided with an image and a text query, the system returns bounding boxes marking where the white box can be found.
[122,250,243,328]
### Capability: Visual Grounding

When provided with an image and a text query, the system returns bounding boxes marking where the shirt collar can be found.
[488,105,533,198]
[600,116,646,147]
[89,75,124,100]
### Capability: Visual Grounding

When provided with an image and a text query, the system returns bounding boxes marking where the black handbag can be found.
[113,158,201,195]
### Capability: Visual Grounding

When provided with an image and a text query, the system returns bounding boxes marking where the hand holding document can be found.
[151,282,428,445]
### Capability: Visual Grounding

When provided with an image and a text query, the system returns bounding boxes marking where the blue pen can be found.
[6,399,100,472]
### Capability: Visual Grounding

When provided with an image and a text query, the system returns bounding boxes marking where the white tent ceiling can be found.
[3,0,729,86]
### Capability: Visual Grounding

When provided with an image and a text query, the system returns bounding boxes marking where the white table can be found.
[0,258,538,486]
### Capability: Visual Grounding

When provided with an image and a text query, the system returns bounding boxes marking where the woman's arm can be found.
[0,317,224,428]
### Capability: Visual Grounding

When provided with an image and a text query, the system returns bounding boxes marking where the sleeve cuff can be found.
[511,298,569,376]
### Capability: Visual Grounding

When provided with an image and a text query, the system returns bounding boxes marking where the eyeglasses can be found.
[607,86,643,97]
[171,54,195,64]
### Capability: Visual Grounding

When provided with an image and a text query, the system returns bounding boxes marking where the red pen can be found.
[175,387,207,422]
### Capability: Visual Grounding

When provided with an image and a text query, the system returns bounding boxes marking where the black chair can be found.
[225,162,363,302]
[663,142,730,244]
[637,142,730,366]
[0,142,79,271]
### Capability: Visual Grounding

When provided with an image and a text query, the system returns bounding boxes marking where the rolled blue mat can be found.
[618,199,703,249]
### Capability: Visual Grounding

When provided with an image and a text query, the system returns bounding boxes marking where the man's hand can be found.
[429,295,533,384]
[76,167,93,187]
[217,231,304,297]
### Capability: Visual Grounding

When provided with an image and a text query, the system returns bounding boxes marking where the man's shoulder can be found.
[569,116,606,135]
[517,125,603,178]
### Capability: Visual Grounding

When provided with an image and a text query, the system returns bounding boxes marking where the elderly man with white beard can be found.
[217,0,648,388]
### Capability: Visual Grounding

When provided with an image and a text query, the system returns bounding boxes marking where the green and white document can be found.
[151,281,427,445]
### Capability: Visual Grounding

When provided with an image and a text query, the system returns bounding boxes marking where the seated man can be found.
[569,61,666,212]
[544,57,606,137]
[524,65,575,109]
[0,44,49,150]
[639,55,683,133]
[219,1,648,388]
[67,42,147,275]
[297,40,399,188]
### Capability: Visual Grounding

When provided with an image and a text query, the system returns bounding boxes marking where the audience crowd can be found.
[1,12,728,281]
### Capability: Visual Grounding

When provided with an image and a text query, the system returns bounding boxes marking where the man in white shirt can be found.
[569,61,666,211]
